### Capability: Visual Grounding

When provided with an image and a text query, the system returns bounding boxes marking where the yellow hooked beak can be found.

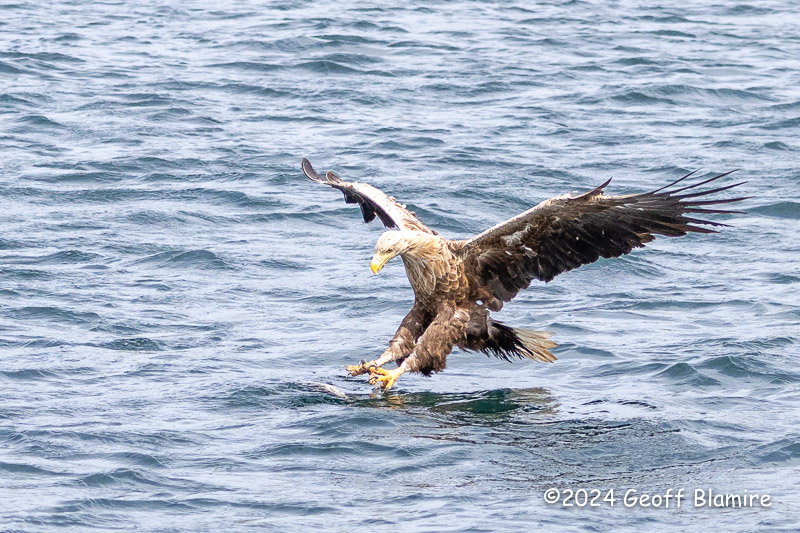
[371,252,391,275]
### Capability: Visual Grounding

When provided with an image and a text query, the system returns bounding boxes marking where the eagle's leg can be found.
[346,303,431,377]
[369,307,469,391]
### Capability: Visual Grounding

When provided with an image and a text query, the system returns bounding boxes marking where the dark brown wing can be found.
[462,170,747,307]
[302,158,435,234]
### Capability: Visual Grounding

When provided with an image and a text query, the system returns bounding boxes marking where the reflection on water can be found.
[304,380,559,418]
[367,386,558,418]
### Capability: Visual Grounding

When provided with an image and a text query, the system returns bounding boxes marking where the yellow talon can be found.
[368,366,403,391]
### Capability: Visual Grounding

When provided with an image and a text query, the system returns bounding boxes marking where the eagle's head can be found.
[371,230,442,274]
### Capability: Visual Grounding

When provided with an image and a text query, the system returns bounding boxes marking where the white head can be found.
[370,230,441,274]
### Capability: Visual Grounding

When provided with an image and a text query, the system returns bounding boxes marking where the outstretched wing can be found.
[463,170,747,307]
[302,158,436,234]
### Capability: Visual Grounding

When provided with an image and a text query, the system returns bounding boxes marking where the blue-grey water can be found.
[2,1,799,531]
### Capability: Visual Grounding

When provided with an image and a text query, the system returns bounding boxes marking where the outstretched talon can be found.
[346,360,377,377]
[368,366,404,391]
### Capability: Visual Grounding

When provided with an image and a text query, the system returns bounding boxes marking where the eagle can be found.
[302,159,745,391]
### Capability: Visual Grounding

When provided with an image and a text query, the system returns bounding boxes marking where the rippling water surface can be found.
[2,1,799,531]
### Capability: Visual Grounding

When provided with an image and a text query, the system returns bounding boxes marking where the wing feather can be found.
[463,171,747,306]
[302,159,435,234]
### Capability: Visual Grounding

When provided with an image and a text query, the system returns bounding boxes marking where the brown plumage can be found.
[302,159,746,391]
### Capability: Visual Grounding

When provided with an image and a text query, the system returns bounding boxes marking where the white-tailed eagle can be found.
[302,159,745,391]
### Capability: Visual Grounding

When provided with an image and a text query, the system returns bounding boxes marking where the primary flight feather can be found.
[302,158,746,391]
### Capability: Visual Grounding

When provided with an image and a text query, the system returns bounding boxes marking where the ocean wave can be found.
[100,338,164,352]
[14,114,66,129]
[750,202,800,219]
[207,61,282,72]
[5,250,102,265]
[133,250,232,270]
[10,306,101,325]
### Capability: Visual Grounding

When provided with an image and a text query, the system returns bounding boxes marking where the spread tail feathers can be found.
[482,321,557,362]
[513,327,557,362]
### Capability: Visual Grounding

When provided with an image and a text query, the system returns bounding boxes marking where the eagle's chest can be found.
[402,254,468,307]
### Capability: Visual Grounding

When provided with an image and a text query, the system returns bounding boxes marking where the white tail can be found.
[513,328,558,363]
